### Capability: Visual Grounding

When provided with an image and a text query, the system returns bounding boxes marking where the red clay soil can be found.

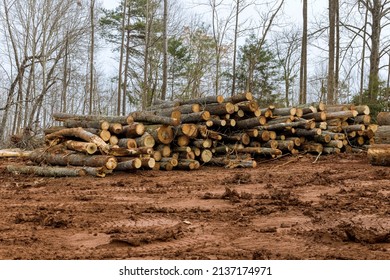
[1,153,390,260]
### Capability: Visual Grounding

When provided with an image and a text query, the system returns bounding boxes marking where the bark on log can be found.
[45,127,110,154]
[174,124,198,138]
[121,123,145,138]
[225,92,253,103]
[177,159,200,170]
[302,111,327,121]
[235,117,267,129]
[52,112,133,125]
[135,132,155,148]
[272,107,297,116]
[325,110,358,120]
[181,111,211,123]
[118,138,137,149]
[0,149,31,157]
[353,114,371,125]
[202,102,235,115]
[130,111,180,126]
[115,158,142,171]
[180,95,224,105]
[29,149,117,170]
[368,144,390,166]
[145,125,174,144]
[109,147,153,157]
[377,112,390,125]
[354,105,370,115]
[374,125,390,144]
[109,123,123,134]
[6,165,86,177]
[63,119,110,130]
[64,140,97,154]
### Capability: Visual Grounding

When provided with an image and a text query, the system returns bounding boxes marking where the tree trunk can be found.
[45,127,110,154]
[368,144,390,166]
[7,165,86,177]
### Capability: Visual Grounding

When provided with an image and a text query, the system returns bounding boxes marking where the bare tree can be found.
[299,0,308,105]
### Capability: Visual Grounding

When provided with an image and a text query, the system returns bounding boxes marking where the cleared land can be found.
[1,153,390,260]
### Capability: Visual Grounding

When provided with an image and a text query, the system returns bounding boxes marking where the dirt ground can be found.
[1,153,390,260]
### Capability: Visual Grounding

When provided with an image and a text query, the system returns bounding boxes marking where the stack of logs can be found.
[368,111,390,166]
[8,92,376,177]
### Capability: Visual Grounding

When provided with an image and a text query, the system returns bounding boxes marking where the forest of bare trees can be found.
[1,0,390,144]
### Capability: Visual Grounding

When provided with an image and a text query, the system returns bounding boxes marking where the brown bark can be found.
[368,144,390,166]
[377,112,390,125]
[115,158,142,171]
[180,95,224,105]
[135,132,155,148]
[235,117,267,129]
[0,149,31,157]
[6,165,86,177]
[45,127,110,154]
[122,123,145,138]
[109,147,153,157]
[202,103,235,115]
[373,125,390,144]
[325,110,358,120]
[145,125,174,144]
[109,123,123,134]
[63,119,110,130]
[176,159,200,170]
[272,107,297,116]
[52,112,133,125]
[181,111,211,123]
[29,149,117,170]
[64,140,97,155]
[130,111,180,126]
[224,92,253,103]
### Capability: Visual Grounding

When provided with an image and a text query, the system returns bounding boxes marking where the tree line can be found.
[0,0,389,143]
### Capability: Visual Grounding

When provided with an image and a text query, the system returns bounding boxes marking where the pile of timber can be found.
[368,112,390,166]
[5,93,376,177]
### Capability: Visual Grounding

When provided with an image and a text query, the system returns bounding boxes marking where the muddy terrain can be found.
[1,153,390,260]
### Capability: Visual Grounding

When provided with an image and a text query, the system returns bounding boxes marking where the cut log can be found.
[302,142,323,154]
[63,119,110,130]
[377,112,390,125]
[237,100,259,112]
[176,135,190,147]
[174,124,198,138]
[135,132,155,148]
[354,115,371,125]
[373,125,390,144]
[368,144,390,166]
[155,144,171,157]
[140,157,156,169]
[52,112,134,125]
[115,158,142,171]
[323,147,341,154]
[354,105,370,115]
[109,123,123,134]
[325,110,358,120]
[130,111,180,126]
[181,111,210,123]
[64,140,97,155]
[118,138,137,149]
[109,135,119,146]
[29,149,117,170]
[0,149,31,157]
[302,111,326,121]
[202,102,235,115]
[193,139,213,149]
[45,127,110,154]
[109,147,153,157]
[180,95,224,105]
[177,159,200,170]
[122,123,145,138]
[294,128,322,137]
[6,165,86,177]
[325,140,344,149]
[160,157,179,167]
[200,149,213,163]
[145,125,174,144]
[235,116,267,129]
[272,107,297,116]
[225,92,253,103]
